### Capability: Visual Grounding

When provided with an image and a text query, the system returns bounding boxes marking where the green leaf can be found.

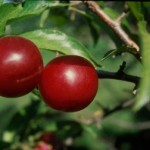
[104,7,119,19]
[0,1,69,35]
[19,0,69,17]
[0,3,22,33]
[127,2,144,21]
[86,18,100,45]
[20,29,101,67]
[18,0,48,17]
[101,46,141,61]
[3,0,25,4]
[0,0,3,5]
[6,100,41,141]
[101,49,117,61]
[133,21,150,111]
[16,0,69,20]
[56,120,82,139]
[39,9,50,28]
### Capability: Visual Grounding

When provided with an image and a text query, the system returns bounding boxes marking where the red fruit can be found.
[36,132,63,150]
[34,142,53,150]
[38,132,56,144]
[39,55,98,112]
[0,36,43,97]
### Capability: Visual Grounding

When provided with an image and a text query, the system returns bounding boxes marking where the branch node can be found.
[117,61,126,74]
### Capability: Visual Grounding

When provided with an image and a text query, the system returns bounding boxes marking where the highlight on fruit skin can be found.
[39,55,98,112]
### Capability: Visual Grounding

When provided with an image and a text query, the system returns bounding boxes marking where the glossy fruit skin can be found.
[39,55,98,112]
[0,36,43,97]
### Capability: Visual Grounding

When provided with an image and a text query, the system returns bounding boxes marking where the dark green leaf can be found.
[56,120,82,139]
[21,29,101,67]
[86,19,100,45]
[142,2,150,7]
[97,1,105,8]
[6,100,41,141]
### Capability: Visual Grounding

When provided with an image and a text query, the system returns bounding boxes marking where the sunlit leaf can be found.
[20,0,69,17]
[0,1,69,35]
[127,2,144,21]
[104,7,119,19]
[21,29,101,67]
[133,21,150,111]
[0,0,3,5]
[0,3,22,33]
[18,0,49,17]
[39,9,50,28]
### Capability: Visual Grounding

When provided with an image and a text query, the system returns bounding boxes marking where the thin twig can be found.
[78,99,135,126]
[68,6,87,16]
[82,0,140,52]
[115,12,127,23]
[106,118,150,130]
[103,99,135,117]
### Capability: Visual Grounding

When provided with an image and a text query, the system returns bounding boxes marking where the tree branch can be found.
[97,69,140,85]
[82,0,140,52]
